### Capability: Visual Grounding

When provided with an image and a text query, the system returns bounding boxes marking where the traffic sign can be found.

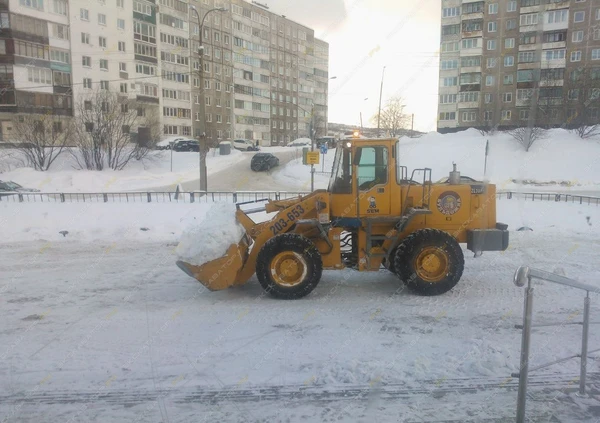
[306,151,320,165]
[320,144,328,155]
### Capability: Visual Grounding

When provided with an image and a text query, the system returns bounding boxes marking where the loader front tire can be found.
[256,234,323,299]
[394,229,464,296]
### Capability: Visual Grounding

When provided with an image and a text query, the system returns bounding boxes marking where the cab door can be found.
[355,145,391,216]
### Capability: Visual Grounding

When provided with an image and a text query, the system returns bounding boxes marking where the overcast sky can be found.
[266,0,442,132]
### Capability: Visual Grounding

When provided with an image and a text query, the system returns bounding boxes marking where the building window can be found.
[80,8,89,20]
[98,13,106,25]
[547,10,568,24]
[571,51,582,62]
[439,112,456,121]
[205,97,211,106]
[503,92,513,103]
[484,93,492,104]
[545,49,565,61]
[572,30,584,42]
[100,81,109,90]
[485,75,494,86]
[461,38,480,49]
[488,22,497,32]
[568,89,580,100]
[507,1,516,12]
[53,0,67,15]
[118,41,126,52]
[488,3,498,14]
[505,38,515,48]
[120,83,127,93]
[501,110,511,121]
[504,56,514,67]
[592,49,600,60]
[117,0,123,7]
[484,111,493,121]
[487,40,496,50]
[442,7,460,18]
[117,19,125,30]
[82,56,91,67]
[99,37,107,48]
[504,75,514,85]
[519,110,529,120]
[520,14,538,26]
[574,11,585,23]
[81,33,90,44]
[506,19,516,30]
[486,57,497,68]
[462,111,477,122]
[119,62,126,72]
[83,78,92,89]
[27,67,52,84]
[100,59,108,70]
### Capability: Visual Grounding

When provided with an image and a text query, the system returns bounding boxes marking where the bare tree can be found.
[8,113,72,171]
[371,97,410,137]
[508,126,547,151]
[563,67,600,139]
[72,89,156,171]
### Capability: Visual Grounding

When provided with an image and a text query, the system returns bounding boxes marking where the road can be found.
[1,234,599,422]
[152,149,305,192]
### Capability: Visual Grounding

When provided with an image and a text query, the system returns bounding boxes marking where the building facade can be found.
[0,0,329,145]
[438,0,600,133]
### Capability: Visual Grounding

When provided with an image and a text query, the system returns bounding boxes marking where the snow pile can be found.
[0,202,212,243]
[0,147,245,192]
[175,203,246,266]
[274,128,600,192]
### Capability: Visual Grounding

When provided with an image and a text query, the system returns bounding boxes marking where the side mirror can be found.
[514,266,530,287]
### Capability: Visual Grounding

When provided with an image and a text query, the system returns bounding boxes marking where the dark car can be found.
[0,180,40,198]
[251,153,279,172]
[173,140,200,152]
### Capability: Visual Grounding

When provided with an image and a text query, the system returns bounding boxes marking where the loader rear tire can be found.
[394,229,464,296]
[256,234,323,299]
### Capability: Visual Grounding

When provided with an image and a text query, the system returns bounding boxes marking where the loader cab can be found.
[329,138,394,221]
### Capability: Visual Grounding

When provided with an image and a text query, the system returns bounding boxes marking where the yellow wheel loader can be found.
[176,137,509,299]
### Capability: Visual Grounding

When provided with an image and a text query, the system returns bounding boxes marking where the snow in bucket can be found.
[175,203,246,266]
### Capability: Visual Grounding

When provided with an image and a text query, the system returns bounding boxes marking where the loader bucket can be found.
[176,236,249,291]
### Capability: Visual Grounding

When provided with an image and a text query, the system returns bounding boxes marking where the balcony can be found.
[461,12,483,21]
[542,41,566,50]
[136,95,159,104]
[539,79,564,87]
[538,98,563,106]
[462,30,483,38]
[460,66,482,74]
[541,58,566,69]
[517,62,540,71]
[458,100,479,109]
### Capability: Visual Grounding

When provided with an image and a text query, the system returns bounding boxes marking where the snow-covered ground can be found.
[0,147,285,193]
[274,129,600,194]
[2,200,600,421]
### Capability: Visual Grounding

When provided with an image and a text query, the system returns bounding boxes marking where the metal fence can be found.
[1,190,599,205]
[512,266,600,423]
[0,191,310,204]
[498,191,600,205]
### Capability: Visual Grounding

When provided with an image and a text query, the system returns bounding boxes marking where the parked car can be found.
[156,137,186,150]
[173,140,200,152]
[287,138,312,147]
[233,139,259,151]
[0,180,40,197]
[250,153,279,172]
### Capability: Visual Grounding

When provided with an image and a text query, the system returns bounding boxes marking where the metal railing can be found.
[1,190,598,205]
[512,266,600,423]
[0,191,310,204]
[498,191,600,205]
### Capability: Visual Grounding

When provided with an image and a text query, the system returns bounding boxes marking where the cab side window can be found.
[356,146,388,191]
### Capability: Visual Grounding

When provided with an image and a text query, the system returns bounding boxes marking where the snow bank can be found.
[0,148,245,192]
[175,203,245,266]
[0,202,214,243]
[274,128,600,192]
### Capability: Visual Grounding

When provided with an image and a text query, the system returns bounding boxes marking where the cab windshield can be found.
[328,145,352,194]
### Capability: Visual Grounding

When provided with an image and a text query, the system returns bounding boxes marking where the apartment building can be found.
[438,0,600,133]
[0,0,329,145]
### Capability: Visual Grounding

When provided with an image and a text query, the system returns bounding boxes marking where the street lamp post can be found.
[189,5,226,192]
[377,66,386,137]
